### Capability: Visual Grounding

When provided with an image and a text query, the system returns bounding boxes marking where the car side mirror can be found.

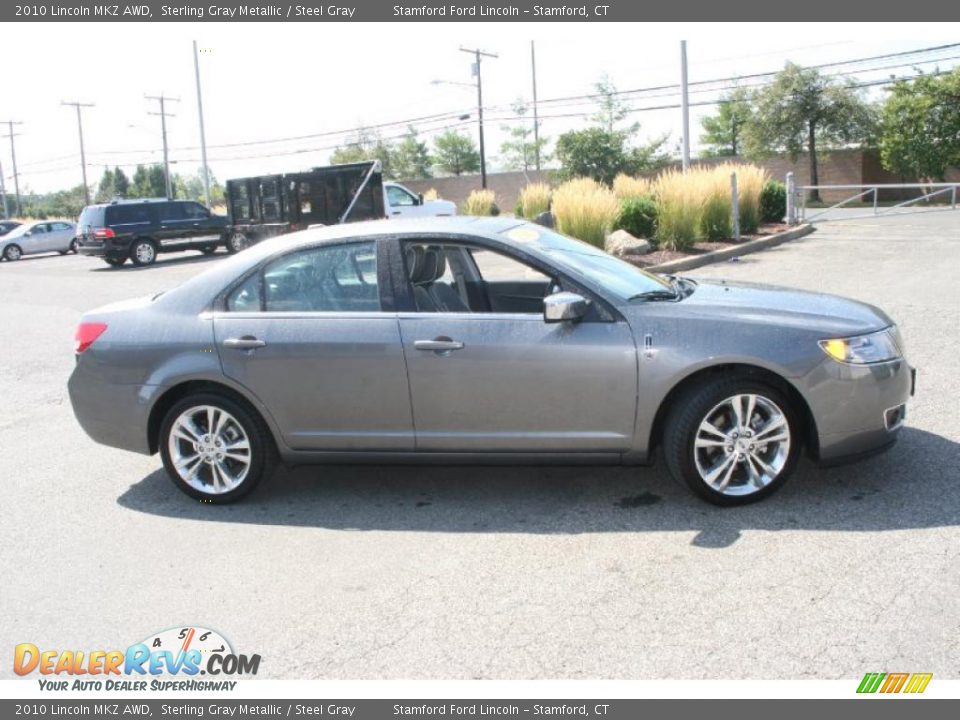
[417,193,424,206]
[543,292,587,323]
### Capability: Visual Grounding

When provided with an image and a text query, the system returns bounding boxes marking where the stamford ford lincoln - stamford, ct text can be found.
[67,217,915,507]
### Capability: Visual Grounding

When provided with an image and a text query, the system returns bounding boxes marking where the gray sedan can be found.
[68,217,914,506]
[1,220,77,261]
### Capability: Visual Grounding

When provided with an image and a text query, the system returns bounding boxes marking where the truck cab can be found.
[383,182,457,218]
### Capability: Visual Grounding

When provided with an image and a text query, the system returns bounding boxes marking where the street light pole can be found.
[62,101,95,207]
[531,40,540,173]
[460,46,497,190]
[680,40,691,171]
[193,40,211,207]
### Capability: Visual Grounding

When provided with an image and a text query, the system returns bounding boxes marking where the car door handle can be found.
[223,336,267,350]
[414,337,464,353]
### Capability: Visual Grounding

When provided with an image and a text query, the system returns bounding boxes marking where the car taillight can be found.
[75,322,108,353]
[93,228,115,239]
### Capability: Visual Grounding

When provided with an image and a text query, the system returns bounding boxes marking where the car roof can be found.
[264,216,527,248]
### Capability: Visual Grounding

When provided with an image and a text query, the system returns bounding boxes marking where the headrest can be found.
[406,245,425,282]
[426,246,446,279]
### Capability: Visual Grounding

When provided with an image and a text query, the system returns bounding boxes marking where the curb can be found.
[644,224,816,274]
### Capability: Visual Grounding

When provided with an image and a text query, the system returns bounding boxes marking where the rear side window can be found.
[157,203,186,221]
[106,204,153,225]
[226,242,379,313]
[78,206,105,227]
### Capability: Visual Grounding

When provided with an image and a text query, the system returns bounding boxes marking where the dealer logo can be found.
[14,626,261,691]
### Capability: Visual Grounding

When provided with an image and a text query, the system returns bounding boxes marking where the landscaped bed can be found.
[625,223,789,269]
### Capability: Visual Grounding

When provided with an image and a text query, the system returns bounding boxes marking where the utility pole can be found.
[459,46,498,190]
[62,101,95,207]
[0,157,8,219]
[680,40,691,171]
[193,40,210,207]
[531,40,541,173]
[1,121,23,216]
[145,94,179,199]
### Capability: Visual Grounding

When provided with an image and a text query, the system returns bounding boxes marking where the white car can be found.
[1,220,77,261]
[384,182,457,218]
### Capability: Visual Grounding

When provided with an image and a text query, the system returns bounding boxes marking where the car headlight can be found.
[819,328,901,365]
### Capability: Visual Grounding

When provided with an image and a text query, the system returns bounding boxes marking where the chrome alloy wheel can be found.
[134,241,156,264]
[693,393,791,496]
[167,405,252,494]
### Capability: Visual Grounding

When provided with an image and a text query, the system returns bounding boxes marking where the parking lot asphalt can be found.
[1,211,958,680]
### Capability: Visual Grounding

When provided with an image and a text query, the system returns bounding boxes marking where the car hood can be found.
[666,278,893,336]
[425,199,458,215]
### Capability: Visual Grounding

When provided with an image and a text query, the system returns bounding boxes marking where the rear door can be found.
[48,222,75,251]
[214,239,413,452]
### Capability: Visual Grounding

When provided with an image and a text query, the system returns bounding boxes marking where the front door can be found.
[396,240,638,453]
[214,240,414,452]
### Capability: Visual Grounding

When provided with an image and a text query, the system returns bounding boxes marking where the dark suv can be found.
[76,199,228,267]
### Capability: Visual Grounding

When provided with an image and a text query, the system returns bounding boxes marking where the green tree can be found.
[130,164,167,198]
[499,100,550,172]
[95,167,115,202]
[330,128,396,178]
[880,69,960,180]
[743,62,876,201]
[432,130,480,176]
[555,128,667,185]
[392,126,432,179]
[113,167,130,197]
[700,86,753,157]
[591,74,637,134]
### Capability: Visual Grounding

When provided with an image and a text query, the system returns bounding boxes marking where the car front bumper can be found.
[803,356,915,464]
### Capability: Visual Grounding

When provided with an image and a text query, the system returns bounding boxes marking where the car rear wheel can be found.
[160,393,276,503]
[70,239,78,253]
[663,377,799,506]
[225,232,249,254]
[3,244,22,261]
[130,239,157,266]
[104,257,126,267]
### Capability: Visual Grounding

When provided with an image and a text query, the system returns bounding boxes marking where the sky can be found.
[4,21,960,194]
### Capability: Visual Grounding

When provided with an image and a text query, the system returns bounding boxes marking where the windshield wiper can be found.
[628,289,681,302]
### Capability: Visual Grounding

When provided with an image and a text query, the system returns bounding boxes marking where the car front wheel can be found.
[663,377,799,506]
[159,393,276,503]
[3,244,22,261]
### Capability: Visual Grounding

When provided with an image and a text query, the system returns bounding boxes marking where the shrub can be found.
[760,180,787,224]
[614,197,658,240]
[729,163,768,234]
[423,188,440,201]
[551,177,621,248]
[461,189,499,216]
[653,169,702,250]
[612,174,652,201]
[699,169,733,241]
[518,182,552,219]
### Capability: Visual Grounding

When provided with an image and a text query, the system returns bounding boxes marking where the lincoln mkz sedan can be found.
[68,217,915,506]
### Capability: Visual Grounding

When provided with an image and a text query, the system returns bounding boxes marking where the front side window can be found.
[227,242,380,313]
[386,186,416,207]
[183,203,209,220]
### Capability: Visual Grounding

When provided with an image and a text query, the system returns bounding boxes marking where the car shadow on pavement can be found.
[88,252,224,272]
[117,427,959,548]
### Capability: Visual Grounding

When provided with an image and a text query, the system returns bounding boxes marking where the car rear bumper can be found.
[77,240,129,261]
[68,361,152,455]
[805,357,914,463]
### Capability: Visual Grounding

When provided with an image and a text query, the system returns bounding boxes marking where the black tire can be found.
[159,392,277,504]
[70,239,78,254]
[225,232,249,254]
[104,257,126,267]
[130,238,158,267]
[200,245,217,255]
[3,244,22,261]
[662,375,800,507]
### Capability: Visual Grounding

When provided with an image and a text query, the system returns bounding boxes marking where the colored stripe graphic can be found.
[880,673,910,693]
[857,673,886,693]
[904,673,933,694]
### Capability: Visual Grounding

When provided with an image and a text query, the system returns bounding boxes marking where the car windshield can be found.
[500,224,672,301]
